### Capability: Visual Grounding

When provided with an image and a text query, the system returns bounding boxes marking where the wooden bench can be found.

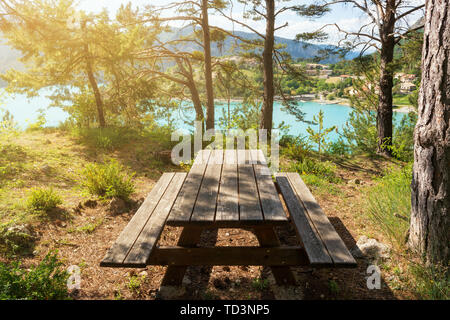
[276,172,357,268]
[101,172,187,268]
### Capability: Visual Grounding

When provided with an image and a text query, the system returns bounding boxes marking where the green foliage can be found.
[409,263,449,300]
[280,135,312,161]
[0,252,69,300]
[291,158,341,184]
[365,164,412,249]
[327,138,351,156]
[0,107,18,145]
[252,278,270,291]
[81,160,135,201]
[26,114,46,132]
[27,188,62,212]
[389,112,417,162]
[307,110,337,155]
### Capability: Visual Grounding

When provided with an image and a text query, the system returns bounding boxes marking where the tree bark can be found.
[376,0,396,156]
[260,0,275,137]
[202,0,215,130]
[409,0,449,265]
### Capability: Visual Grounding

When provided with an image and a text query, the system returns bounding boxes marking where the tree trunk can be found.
[260,0,275,137]
[376,1,396,156]
[409,0,449,265]
[86,55,106,128]
[202,0,215,130]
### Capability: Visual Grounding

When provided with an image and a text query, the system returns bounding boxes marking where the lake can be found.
[1,89,406,142]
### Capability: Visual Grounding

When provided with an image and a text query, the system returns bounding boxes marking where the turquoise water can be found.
[1,89,405,142]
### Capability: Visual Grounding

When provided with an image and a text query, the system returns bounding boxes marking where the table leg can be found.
[254,226,297,286]
[161,226,203,286]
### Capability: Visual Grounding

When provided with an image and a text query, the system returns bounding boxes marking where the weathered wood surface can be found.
[167,149,287,226]
[276,172,356,267]
[150,246,308,266]
[101,173,186,268]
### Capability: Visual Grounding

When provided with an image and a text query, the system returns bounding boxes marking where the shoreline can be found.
[216,97,416,113]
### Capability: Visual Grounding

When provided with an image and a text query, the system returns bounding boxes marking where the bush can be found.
[291,158,341,184]
[365,163,412,249]
[327,138,351,156]
[81,160,135,201]
[27,188,62,212]
[280,135,312,161]
[0,252,69,300]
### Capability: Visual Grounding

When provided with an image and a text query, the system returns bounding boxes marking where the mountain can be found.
[0,27,353,88]
[162,27,355,63]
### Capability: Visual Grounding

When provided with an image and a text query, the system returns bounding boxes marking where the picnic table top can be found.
[166,149,289,227]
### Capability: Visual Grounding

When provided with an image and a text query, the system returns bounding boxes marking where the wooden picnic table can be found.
[101,149,356,286]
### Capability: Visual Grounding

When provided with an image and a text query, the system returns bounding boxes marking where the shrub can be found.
[0,252,69,300]
[73,127,140,151]
[365,163,412,249]
[27,188,62,212]
[81,160,135,201]
[327,138,351,156]
[291,158,341,184]
[280,135,312,162]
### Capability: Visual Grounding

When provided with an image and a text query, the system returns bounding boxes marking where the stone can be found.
[182,277,192,286]
[107,198,128,215]
[351,236,390,264]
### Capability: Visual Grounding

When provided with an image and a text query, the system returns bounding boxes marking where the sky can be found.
[78,0,425,47]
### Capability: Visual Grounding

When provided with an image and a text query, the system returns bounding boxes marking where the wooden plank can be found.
[239,150,264,221]
[276,174,333,266]
[167,150,212,223]
[123,173,187,267]
[251,150,287,222]
[100,173,175,267]
[286,173,356,266]
[216,149,239,222]
[150,246,308,266]
[237,149,249,165]
[190,150,223,222]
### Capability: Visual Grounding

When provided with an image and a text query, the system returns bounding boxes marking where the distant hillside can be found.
[0,27,354,88]
[161,27,356,63]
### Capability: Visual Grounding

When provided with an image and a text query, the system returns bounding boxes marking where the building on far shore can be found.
[400,82,417,93]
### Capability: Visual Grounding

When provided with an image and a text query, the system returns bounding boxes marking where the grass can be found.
[364,163,412,250]
[27,188,63,212]
[393,94,412,106]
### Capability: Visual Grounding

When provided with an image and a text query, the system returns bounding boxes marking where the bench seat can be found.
[276,173,357,268]
[100,172,187,268]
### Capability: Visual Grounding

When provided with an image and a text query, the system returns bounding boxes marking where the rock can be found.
[351,236,390,264]
[1,224,37,252]
[107,198,128,215]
